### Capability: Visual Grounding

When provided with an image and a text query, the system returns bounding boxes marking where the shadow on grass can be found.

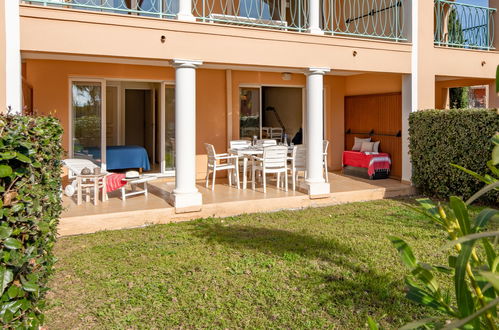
[191,222,412,320]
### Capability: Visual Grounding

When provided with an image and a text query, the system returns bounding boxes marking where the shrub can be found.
[0,114,64,327]
[386,135,499,329]
[409,108,499,204]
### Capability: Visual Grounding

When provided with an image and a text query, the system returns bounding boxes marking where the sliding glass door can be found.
[239,87,261,139]
[160,83,175,174]
[71,80,106,169]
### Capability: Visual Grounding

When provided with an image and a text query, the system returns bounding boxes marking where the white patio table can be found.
[229,145,294,190]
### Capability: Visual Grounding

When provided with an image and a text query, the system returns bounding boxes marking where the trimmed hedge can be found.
[409,108,499,204]
[0,114,63,327]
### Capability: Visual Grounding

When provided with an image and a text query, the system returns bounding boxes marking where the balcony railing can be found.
[322,0,407,41]
[23,0,407,42]
[434,0,496,50]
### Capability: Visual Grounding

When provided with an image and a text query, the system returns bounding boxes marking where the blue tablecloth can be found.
[86,146,151,171]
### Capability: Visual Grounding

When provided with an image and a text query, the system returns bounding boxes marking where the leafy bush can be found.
[0,114,64,327]
[387,135,499,329]
[409,108,499,204]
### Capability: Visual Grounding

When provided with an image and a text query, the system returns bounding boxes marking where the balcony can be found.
[22,0,408,42]
[434,0,496,50]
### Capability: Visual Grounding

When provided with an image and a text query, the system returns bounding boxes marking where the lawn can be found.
[45,198,452,329]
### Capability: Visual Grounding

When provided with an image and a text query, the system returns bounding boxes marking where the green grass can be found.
[45,198,453,329]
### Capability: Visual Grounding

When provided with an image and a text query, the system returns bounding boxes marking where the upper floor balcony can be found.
[434,0,497,50]
[22,0,409,42]
[21,0,497,50]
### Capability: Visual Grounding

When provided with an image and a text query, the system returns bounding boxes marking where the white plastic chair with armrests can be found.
[204,143,240,191]
[251,146,288,193]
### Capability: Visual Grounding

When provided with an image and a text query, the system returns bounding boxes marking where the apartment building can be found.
[0,0,497,218]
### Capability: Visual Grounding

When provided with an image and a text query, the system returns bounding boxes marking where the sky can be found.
[456,0,490,6]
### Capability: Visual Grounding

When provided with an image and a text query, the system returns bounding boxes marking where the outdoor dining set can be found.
[204,139,329,193]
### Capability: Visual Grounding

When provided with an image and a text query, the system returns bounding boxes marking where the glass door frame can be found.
[160,81,176,176]
[68,78,107,170]
[238,84,308,141]
[239,85,263,139]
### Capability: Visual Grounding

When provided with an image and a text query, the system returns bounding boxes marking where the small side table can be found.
[76,173,107,206]
[121,176,157,201]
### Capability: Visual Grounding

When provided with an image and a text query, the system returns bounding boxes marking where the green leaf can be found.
[449,196,470,235]
[416,198,439,218]
[411,267,440,293]
[405,278,450,314]
[492,143,499,166]
[472,208,498,233]
[10,203,24,213]
[0,152,16,160]
[15,152,30,163]
[0,165,12,178]
[388,236,417,269]
[454,240,477,322]
[0,227,12,240]
[21,280,38,293]
[466,181,499,205]
[443,231,499,250]
[400,318,438,330]
[482,238,497,271]
[451,163,492,185]
[7,285,20,299]
[442,297,499,330]
[3,238,22,250]
[0,266,13,295]
[366,316,379,330]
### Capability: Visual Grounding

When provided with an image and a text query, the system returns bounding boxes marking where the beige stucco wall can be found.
[0,3,6,113]
[19,5,412,74]
[24,59,227,178]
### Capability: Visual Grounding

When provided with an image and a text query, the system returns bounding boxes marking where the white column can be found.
[307,0,323,35]
[305,67,330,197]
[176,0,196,22]
[401,75,412,183]
[4,1,21,113]
[170,59,203,211]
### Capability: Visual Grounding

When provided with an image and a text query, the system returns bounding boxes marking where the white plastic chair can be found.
[251,146,288,193]
[323,140,329,182]
[288,145,307,191]
[256,139,277,147]
[204,143,240,191]
[270,127,284,142]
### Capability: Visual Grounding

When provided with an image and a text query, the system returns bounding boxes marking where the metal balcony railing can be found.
[434,0,496,50]
[22,0,408,41]
[23,0,179,18]
[192,0,309,31]
[322,0,407,41]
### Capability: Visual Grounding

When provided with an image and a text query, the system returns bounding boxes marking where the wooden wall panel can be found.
[344,92,402,179]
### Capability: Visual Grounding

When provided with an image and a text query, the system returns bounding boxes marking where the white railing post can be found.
[177,0,196,21]
[305,67,330,197]
[307,0,323,34]
[3,1,21,113]
[170,59,203,211]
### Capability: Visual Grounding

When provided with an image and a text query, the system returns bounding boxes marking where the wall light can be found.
[281,72,292,81]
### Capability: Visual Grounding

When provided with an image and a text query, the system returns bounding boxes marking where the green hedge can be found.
[409,108,499,204]
[0,114,63,327]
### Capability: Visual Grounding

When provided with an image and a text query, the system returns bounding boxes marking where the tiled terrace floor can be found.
[60,172,415,236]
